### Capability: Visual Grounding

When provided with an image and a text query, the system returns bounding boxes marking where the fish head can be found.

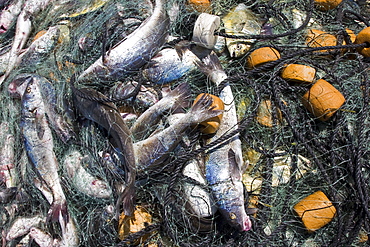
[8,74,33,98]
[227,43,251,58]
[219,206,252,231]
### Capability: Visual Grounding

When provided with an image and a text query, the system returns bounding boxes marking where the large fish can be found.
[72,85,136,217]
[195,52,252,231]
[134,93,223,171]
[77,0,169,82]
[20,78,69,225]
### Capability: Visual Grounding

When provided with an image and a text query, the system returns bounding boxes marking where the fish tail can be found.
[116,185,135,218]
[190,93,223,124]
[194,51,227,84]
[163,82,192,112]
[47,199,69,226]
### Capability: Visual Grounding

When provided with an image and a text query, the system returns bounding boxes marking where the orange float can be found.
[281,64,316,85]
[193,93,224,134]
[315,0,342,11]
[355,27,370,57]
[306,29,337,53]
[246,47,281,68]
[187,0,212,13]
[293,191,336,232]
[302,79,345,121]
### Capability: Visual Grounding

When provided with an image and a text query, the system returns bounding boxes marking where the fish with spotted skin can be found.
[20,78,69,225]
[77,0,169,82]
[195,51,252,231]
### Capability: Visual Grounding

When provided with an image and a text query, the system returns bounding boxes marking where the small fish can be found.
[130,82,191,141]
[29,227,57,247]
[9,74,74,143]
[0,122,16,188]
[78,0,169,82]
[63,150,112,199]
[5,215,44,241]
[72,86,136,217]
[195,51,252,231]
[142,42,199,84]
[222,3,261,58]
[134,93,223,171]
[20,78,69,225]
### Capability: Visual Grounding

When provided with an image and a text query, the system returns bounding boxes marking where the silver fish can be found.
[0,122,16,188]
[77,0,169,82]
[0,0,52,85]
[5,215,44,241]
[196,52,252,231]
[134,93,223,171]
[29,227,57,247]
[72,86,136,217]
[130,82,191,141]
[63,150,112,199]
[20,78,69,225]
[9,74,74,143]
[142,42,199,84]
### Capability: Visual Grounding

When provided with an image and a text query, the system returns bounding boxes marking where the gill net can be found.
[0,0,370,246]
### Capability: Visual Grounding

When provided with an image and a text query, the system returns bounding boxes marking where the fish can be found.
[63,150,112,199]
[29,227,58,247]
[142,42,199,84]
[0,122,16,188]
[72,85,136,217]
[77,0,169,82]
[20,78,69,225]
[9,74,74,143]
[195,51,252,231]
[5,215,44,241]
[134,93,223,171]
[222,3,261,58]
[130,82,191,141]
[110,80,160,111]
[0,0,23,34]
[0,0,53,85]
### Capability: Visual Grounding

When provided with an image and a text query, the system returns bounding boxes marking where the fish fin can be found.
[174,41,192,60]
[194,51,227,84]
[35,110,45,140]
[228,148,242,182]
[47,200,69,226]
[189,93,223,124]
[166,82,192,111]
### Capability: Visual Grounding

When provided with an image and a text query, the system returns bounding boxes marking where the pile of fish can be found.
[0,0,369,246]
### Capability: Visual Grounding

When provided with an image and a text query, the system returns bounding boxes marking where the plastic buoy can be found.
[192,13,220,49]
[246,47,280,68]
[281,64,316,84]
[355,27,370,57]
[314,0,342,11]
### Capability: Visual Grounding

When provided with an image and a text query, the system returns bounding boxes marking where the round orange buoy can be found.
[302,79,345,121]
[187,0,212,13]
[293,191,336,233]
[246,47,281,68]
[314,0,342,11]
[355,27,370,57]
[280,64,316,85]
[193,93,224,134]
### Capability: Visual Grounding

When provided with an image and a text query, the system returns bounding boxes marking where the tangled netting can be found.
[1,0,370,246]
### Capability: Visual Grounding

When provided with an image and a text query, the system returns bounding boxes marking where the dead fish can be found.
[29,227,58,247]
[130,82,191,141]
[195,51,252,231]
[9,74,74,143]
[77,0,169,82]
[72,86,136,217]
[0,0,53,85]
[5,215,44,241]
[0,122,16,188]
[63,150,112,199]
[222,3,261,58]
[20,78,69,225]
[134,93,223,171]
[142,42,200,84]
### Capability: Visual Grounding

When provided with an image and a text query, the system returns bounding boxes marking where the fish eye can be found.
[26,87,31,93]
[229,212,237,220]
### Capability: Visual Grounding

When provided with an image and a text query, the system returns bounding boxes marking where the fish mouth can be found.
[0,25,7,34]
